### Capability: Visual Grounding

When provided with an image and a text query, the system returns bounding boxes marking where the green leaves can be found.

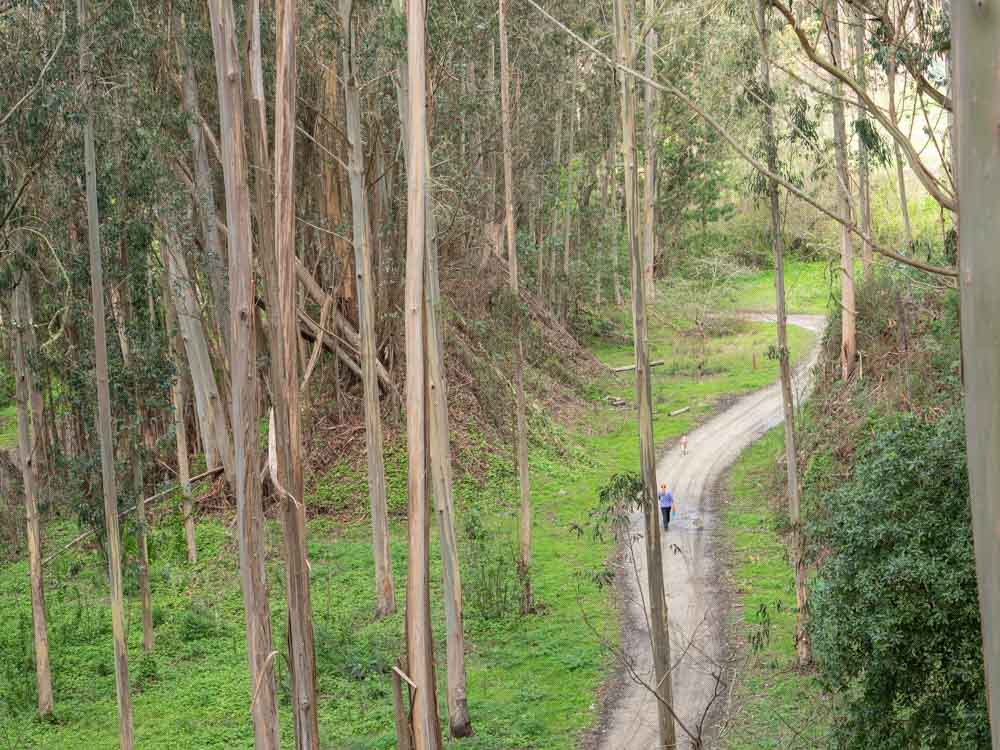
[809,408,989,749]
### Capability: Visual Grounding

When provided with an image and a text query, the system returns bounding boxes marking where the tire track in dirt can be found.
[593,314,825,750]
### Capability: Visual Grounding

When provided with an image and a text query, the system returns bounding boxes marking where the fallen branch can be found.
[42,466,224,566]
[669,406,690,417]
[393,665,418,691]
[611,359,665,373]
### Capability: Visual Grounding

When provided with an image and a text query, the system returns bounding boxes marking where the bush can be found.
[462,508,521,621]
[178,602,220,641]
[808,408,989,749]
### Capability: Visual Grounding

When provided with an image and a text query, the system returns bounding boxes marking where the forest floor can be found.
[0,261,828,749]
[591,313,824,750]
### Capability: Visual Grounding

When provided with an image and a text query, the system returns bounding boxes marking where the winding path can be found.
[594,314,826,750]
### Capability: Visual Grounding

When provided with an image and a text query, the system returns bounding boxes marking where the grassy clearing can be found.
[720,427,832,750]
[0,278,822,749]
[0,403,16,450]
[715,260,834,315]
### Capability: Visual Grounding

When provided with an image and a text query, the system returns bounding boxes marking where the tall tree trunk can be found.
[404,1,444,747]
[956,5,1000,746]
[544,103,564,305]
[164,260,197,563]
[561,64,579,295]
[245,0,279,377]
[161,233,234,484]
[853,10,872,277]
[597,144,609,306]
[343,0,396,619]
[394,12,474,733]
[613,0,676,746]
[177,21,231,356]
[610,137,624,307]
[887,48,913,246]
[111,240,155,656]
[12,279,54,719]
[424,157,473,738]
[273,2,320,745]
[559,65,578,321]
[642,0,658,301]
[826,0,856,379]
[79,0,135,739]
[757,0,810,667]
[206,2,281,746]
[317,62,353,306]
[500,0,533,614]
[20,281,48,475]
[133,427,153,654]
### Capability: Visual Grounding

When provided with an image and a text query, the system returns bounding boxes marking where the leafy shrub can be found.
[134,653,159,692]
[463,508,521,621]
[808,408,989,749]
[178,602,220,641]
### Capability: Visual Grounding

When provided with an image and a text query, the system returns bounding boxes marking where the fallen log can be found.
[668,406,690,417]
[610,359,665,373]
[42,466,225,566]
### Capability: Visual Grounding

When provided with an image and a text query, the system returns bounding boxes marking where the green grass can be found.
[716,260,834,315]
[0,275,822,749]
[0,403,16,450]
[720,427,832,749]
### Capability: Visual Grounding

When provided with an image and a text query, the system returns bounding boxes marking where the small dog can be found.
[680,435,688,456]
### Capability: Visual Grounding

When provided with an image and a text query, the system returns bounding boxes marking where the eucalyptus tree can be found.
[613,0,676,746]
[753,0,810,666]
[79,0,134,742]
[342,0,396,620]
[852,11,872,277]
[956,5,1000,746]
[10,274,54,718]
[499,0,534,615]
[404,0,444,746]
[272,0,321,742]
[824,0,857,380]
[392,0,474,733]
[205,0,281,745]
[642,0,658,301]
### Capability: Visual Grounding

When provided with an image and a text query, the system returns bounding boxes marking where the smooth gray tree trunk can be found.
[955,7,1000,747]
[79,0,135,739]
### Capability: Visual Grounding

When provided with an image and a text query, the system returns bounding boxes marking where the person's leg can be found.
[660,507,668,530]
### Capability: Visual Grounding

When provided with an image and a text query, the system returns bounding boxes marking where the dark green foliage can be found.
[853,117,893,168]
[809,408,988,749]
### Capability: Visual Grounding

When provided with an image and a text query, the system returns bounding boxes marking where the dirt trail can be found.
[593,314,826,750]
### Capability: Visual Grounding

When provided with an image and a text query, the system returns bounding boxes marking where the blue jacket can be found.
[658,490,673,509]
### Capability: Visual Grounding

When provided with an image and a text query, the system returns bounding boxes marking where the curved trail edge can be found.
[589,313,826,750]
